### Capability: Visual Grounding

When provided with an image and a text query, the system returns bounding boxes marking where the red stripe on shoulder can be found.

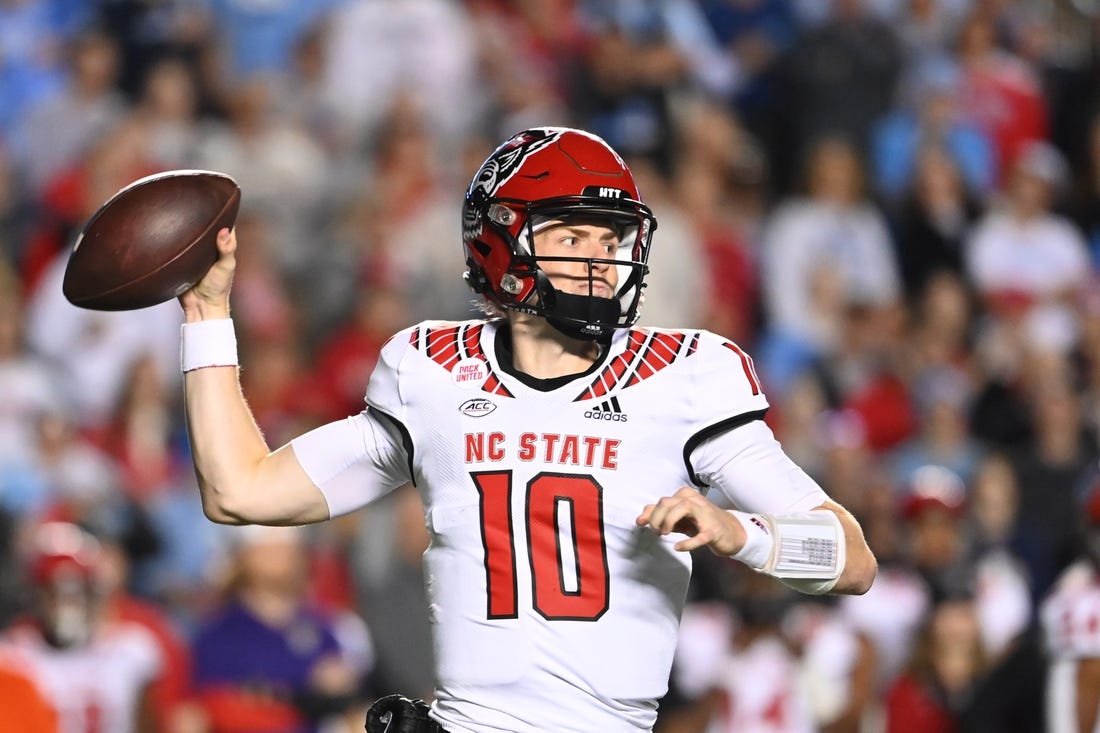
[722,341,761,395]
[482,373,514,397]
[574,329,648,401]
[688,333,700,354]
[425,325,463,369]
[464,323,485,359]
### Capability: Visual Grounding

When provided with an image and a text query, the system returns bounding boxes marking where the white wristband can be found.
[180,319,238,372]
[729,510,775,570]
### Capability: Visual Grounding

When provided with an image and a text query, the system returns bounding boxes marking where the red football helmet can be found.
[462,127,657,340]
[26,522,104,648]
[28,521,102,587]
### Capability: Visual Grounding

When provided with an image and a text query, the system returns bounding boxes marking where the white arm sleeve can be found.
[290,409,412,517]
[690,419,827,514]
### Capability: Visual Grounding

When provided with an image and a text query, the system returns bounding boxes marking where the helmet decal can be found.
[469,129,561,199]
[463,129,561,244]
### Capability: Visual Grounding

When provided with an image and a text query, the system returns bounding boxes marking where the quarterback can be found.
[178,127,877,732]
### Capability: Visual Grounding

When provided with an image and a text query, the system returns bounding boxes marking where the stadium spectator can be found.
[889,145,984,305]
[88,354,187,502]
[884,597,986,733]
[190,524,370,733]
[91,525,194,733]
[0,0,90,142]
[570,0,700,175]
[193,74,329,276]
[17,116,159,294]
[0,275,65,475]
[889,365,983,491]
[9,30,126,196]
[760,134,901,392]
[204,0,340,85]
[953,9,1049,183]
[871,59,996,204]
[132,57,204,170]
[319,0,482,150]
[771,0,904,192]
[465,0,582,141]
[23,245,181,428]
[1009,365,1098,602]
[965,140,1088,324]
[671,100,765,342]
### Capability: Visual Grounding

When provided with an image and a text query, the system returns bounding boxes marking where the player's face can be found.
[39,576,100,648]
[532,220,621,299]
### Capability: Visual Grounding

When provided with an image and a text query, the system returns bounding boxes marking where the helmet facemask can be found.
[473,195,655,341]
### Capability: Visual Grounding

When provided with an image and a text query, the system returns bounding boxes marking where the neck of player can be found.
[507,312,602,380]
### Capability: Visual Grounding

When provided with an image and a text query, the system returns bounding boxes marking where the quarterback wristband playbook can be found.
[180,318,238,372]
[729,509,845,594]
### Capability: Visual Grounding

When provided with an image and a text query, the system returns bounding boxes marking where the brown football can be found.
[62,169,240,310]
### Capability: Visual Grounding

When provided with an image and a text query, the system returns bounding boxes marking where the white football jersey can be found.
[2,622,161,733]
[1041,560,1100,733]
[292,319,828,733]
[704,635,816,733]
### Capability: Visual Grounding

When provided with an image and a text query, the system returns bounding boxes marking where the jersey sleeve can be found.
[364,328,414,422]
[290,412,411,517]
[291,328,417,517]
[690,420,827,514]
[681,332,771,477]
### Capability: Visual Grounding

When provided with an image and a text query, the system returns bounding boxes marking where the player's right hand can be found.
[636,486,748,555]
[179,227,236,320]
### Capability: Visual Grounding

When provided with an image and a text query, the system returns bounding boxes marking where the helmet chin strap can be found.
[533,270,619,341]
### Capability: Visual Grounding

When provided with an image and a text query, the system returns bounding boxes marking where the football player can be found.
[178,127,877,733]
[1042,479,1100,733]
[1,522,161,733]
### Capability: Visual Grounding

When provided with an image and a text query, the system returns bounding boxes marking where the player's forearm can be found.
[184,365,272,524]
[823,501,877,595]
[179,314,331,525]
[1075,658,1100,733]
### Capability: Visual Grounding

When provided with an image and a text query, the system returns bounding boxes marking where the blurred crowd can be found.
[4,0,1100,731]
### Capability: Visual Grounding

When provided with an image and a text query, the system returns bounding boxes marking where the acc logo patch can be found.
[451,357,488,387]
[459,398,497,417]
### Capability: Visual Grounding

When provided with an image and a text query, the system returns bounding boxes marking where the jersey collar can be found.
[493,322,614,393]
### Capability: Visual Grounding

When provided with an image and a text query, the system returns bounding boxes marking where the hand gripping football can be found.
[62,169,241,311]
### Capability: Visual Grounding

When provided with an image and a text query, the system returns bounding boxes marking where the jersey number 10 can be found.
[471,471,610,621]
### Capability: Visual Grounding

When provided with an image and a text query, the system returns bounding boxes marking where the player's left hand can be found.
[636,487,746,555]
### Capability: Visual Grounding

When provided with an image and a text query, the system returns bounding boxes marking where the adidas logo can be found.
[584,396,628,422]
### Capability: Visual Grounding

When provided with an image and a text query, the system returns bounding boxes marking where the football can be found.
[62,169,241,311]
